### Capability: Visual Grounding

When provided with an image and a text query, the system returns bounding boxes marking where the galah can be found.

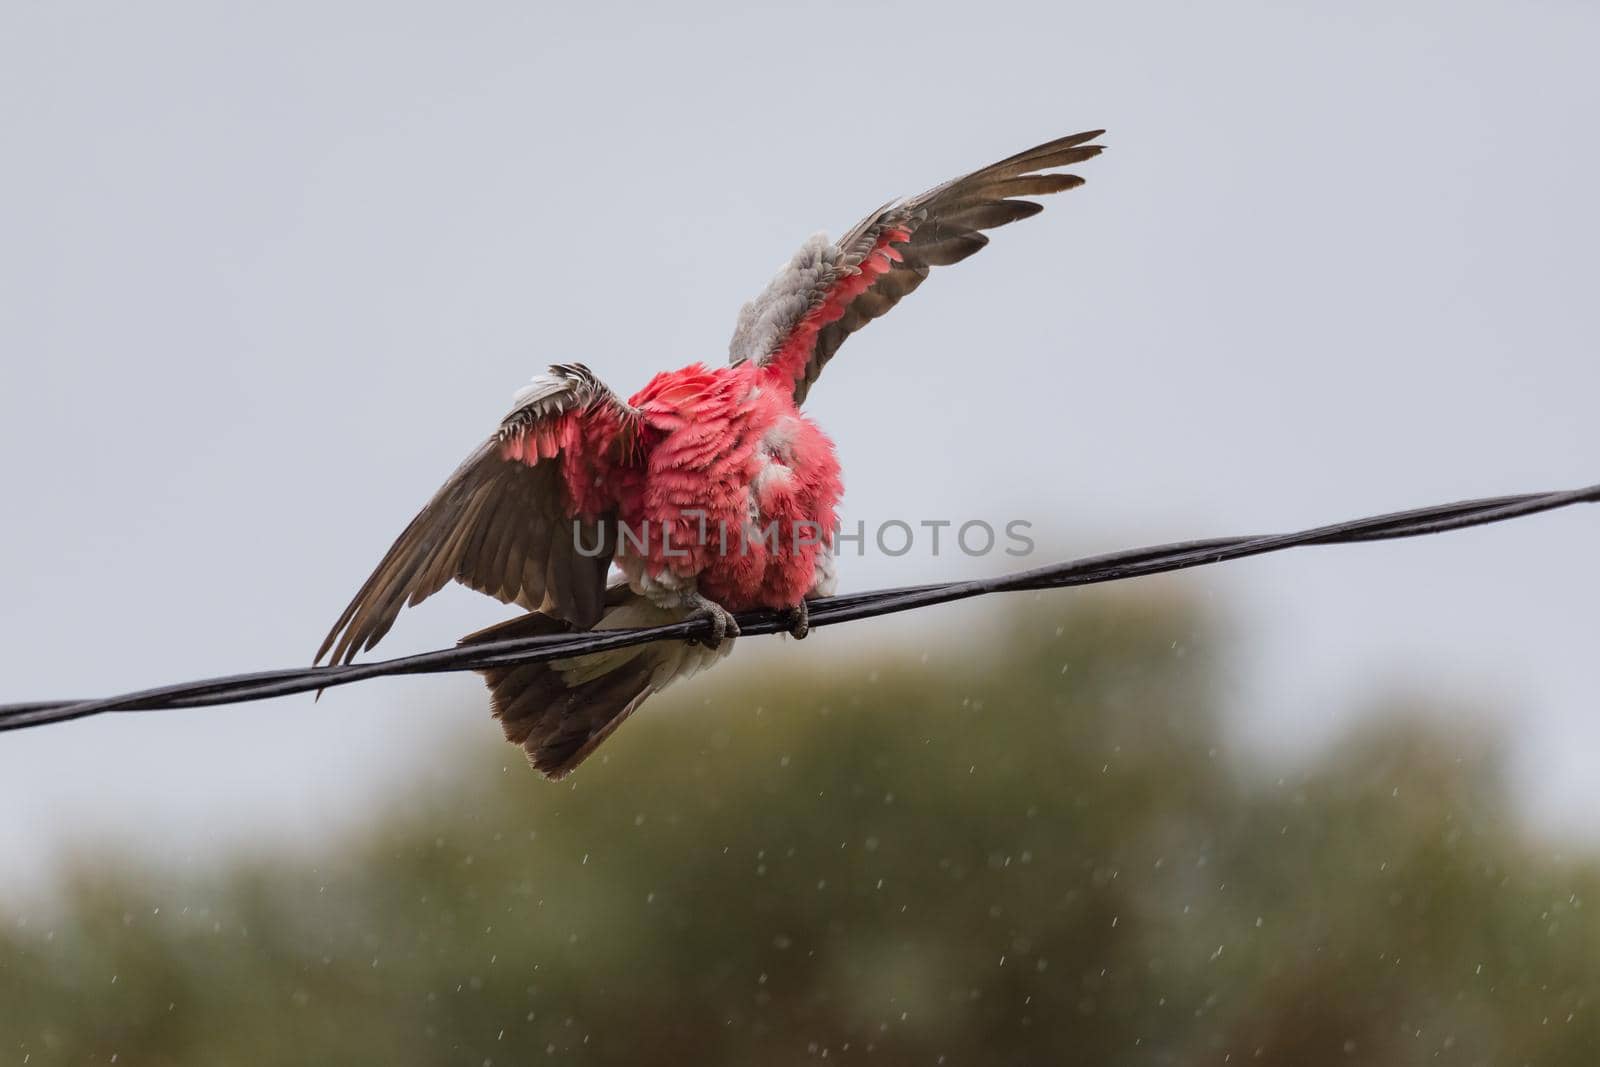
[316,130,1105,777]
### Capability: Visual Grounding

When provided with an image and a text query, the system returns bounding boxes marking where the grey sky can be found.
[2,0,1595,884]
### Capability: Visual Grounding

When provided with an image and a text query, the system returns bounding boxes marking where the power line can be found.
[2,484,1595,734]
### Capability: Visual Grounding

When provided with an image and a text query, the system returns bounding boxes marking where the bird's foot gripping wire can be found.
[780,600,810,640]
[687,593,741,650]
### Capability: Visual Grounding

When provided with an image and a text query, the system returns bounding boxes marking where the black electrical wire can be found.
[2,484,1595,734]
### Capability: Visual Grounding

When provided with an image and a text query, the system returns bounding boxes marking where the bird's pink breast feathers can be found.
[501,362,841,611]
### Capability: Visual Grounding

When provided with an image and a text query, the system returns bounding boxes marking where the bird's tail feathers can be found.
[460,589,731,779]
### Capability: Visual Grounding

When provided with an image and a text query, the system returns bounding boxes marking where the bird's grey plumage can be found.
[726,234,840,377]
[729,130,1105,404]
[314,364,629,667]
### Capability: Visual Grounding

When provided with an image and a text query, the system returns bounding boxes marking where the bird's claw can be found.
[781,600,810,640]
[688,596,741,650]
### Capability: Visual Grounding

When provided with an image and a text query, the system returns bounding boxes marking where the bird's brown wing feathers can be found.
[728,130,1105,405]
[314,364,636,667]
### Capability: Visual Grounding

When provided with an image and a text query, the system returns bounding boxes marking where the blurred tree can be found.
[3,591,1596,1065]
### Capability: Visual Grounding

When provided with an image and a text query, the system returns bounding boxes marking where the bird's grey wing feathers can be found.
[314,364,634,667]
[729,130,1105,405]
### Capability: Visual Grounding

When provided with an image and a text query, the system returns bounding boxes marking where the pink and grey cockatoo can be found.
[315,130,1105,777]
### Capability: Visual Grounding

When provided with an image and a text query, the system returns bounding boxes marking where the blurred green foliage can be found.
[4,592,1598,1065]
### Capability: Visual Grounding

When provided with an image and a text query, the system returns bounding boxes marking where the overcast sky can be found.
[2,0,1595,887]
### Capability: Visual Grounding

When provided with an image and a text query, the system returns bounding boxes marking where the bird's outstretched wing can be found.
[728,130,1105,405]
[314,364,639,667]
